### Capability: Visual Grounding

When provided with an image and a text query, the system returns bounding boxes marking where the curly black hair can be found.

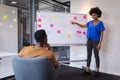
[89,7,102,18]
[34,29,47,43]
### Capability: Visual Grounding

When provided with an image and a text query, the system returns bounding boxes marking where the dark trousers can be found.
[87,39,100,68]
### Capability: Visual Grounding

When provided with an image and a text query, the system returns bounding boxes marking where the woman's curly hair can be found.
[89,7,102,18]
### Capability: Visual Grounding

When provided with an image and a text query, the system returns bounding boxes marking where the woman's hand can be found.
[96,43,101,51]
[71,20,86,28]
[71,20,76,24]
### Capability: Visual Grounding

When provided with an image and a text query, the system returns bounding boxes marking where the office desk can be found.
[0,52,17,79]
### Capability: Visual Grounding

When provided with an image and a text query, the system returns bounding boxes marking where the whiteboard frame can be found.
[36,11,87,46]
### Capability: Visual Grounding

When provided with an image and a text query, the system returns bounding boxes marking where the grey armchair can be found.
[12,56,57,80]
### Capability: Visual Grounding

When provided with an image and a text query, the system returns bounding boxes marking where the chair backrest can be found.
[12,56,57,80]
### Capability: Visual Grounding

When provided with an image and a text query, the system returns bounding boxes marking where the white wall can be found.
[0,4,18,53]
[70,0,120,75]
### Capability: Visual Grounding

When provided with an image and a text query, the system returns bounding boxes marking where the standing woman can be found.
[71,7,105,77]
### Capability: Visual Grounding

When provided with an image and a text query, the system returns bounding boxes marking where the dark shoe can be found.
[93,71,100,78]
[82,70,91,76]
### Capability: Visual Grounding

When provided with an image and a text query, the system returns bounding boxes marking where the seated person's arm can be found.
[18,47,26,57]
[45,43,51,50]
[51,53,59,69]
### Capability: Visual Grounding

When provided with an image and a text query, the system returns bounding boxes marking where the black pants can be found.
[87,39,100,68]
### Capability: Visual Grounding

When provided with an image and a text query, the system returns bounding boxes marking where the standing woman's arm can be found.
[71,20,87,28]
[97,31,104,51]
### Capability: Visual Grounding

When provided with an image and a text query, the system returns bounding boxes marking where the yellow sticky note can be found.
[38,22,43,25]
[53,16,57,20]
[67,34,71,38]
[3,15,8,19]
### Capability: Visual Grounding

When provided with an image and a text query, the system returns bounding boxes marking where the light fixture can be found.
[11,1,17,4]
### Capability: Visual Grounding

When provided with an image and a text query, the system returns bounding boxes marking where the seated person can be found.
[18,29,59,69]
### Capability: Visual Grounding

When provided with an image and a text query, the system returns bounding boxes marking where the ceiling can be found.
[4,0,70,11]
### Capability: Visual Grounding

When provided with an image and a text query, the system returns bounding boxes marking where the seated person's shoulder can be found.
[44,48,54,54]
[18,46,35,56]
[22,46,35,49]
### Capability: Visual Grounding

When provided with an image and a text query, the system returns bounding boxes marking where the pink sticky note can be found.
[50,24,54,27]
[12,10,16,14]
[38,24,42,28]
[38,18,42,22]
[57,30,61,34]
[74,16,77,20]
[83,31,86,35]
[10,24,14,28]
[0,22,3,27]
[76,30,81,34]
[83,16,87,19]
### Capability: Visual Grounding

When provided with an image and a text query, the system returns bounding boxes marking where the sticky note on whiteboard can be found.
[38,24,42,28]
[57,30,61,34]
[83,15,87,19]
[53,16,57,20]
[0,22,3,27]
[83,31,86,35]
[38,18,42,22]
[50,24,54,28]
[12,10,16,14]
[67,34,71,39]
[3,15,8,19]
[76,30,81,34]
[73,16,77,20]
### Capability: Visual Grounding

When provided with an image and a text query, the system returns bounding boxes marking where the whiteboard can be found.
[0,4,18,52]
[36,11,87,45]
